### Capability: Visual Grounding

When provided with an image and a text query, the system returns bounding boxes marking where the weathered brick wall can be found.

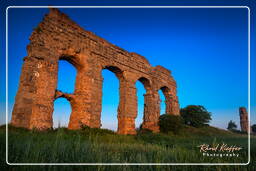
[11,8,180,134]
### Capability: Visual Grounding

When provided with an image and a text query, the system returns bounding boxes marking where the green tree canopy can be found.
[180,105,212,128]
[251,124,256,133]
[158,114,183,134]
[227,120,237,131]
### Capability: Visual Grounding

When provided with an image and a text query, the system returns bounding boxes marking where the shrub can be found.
[227,120,237,132]
[180,105,211,128]
[252,124,256,133]
[80,123,115,135]
[136,124,153,134]
[158,114,183,134]
[80,123,91,130]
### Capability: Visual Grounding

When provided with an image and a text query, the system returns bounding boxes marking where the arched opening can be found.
[159,86,171,115]
[53,98,72,128]
[101,66,123,131]
[57,60,77,93]
[158,90,166,115]
[53,59,77,128]
[135,77,151,129]
[135,81,145,129]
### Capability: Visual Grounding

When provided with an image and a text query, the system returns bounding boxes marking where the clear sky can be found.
[0,0,255,131]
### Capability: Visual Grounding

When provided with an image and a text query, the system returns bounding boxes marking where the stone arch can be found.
[57,52,86,95]
[100,65,124,131]
[102,65,125,81]
[59,53,84,71]
[53,54,79,129]
[160,86,171,98]
[53,90,74,128]
[158,85,179,115]
[11,8,179,134]
[98,66,138,134]
[56,57,78,93]
[135,77,152,129]
[130,76,160,132]
[137,77,152,92]
[158,86,171,115]
[98,65,126,131]
[97,65,137,134]
[56,53,94,130]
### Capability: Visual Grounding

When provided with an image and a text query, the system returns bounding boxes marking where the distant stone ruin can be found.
[11,8,180,134]
[239,107,249,133]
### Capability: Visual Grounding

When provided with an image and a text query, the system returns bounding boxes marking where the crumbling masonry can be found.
[239,107,249,133]
[11,8,180,134]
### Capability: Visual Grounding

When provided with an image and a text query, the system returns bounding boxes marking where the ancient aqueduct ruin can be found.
[11,8,180,134]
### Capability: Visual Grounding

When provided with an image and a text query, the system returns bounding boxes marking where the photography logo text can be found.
[197,143,242,158]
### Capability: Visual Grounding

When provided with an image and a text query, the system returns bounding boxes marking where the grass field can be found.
[1,125,255,170]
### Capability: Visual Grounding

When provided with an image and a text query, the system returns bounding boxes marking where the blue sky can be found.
[0,1,255,131]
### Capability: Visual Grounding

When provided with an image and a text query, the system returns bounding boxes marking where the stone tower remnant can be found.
[239,107,249,133]
[11,8,180,134]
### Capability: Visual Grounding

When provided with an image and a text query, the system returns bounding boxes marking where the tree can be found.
[158,114,183,134]
[180,105,211,128]
[251,124,256,133]
[227,120,237,132]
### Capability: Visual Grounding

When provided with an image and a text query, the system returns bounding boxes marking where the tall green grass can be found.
[1,125,255,170]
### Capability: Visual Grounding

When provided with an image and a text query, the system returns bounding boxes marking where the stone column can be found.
[89,75,103,128]
[165,95,180,115]
[67,93,93,129]
[239,107,249,133]
[68,63,104,129]
[117,80,137,134]
[142,91,160,132]
[68,67,102,129]
[11,56,58,130]
[165,95,172,114]
[171,95,180,115]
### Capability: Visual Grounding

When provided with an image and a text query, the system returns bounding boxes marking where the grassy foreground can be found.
[1,125,255,170]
